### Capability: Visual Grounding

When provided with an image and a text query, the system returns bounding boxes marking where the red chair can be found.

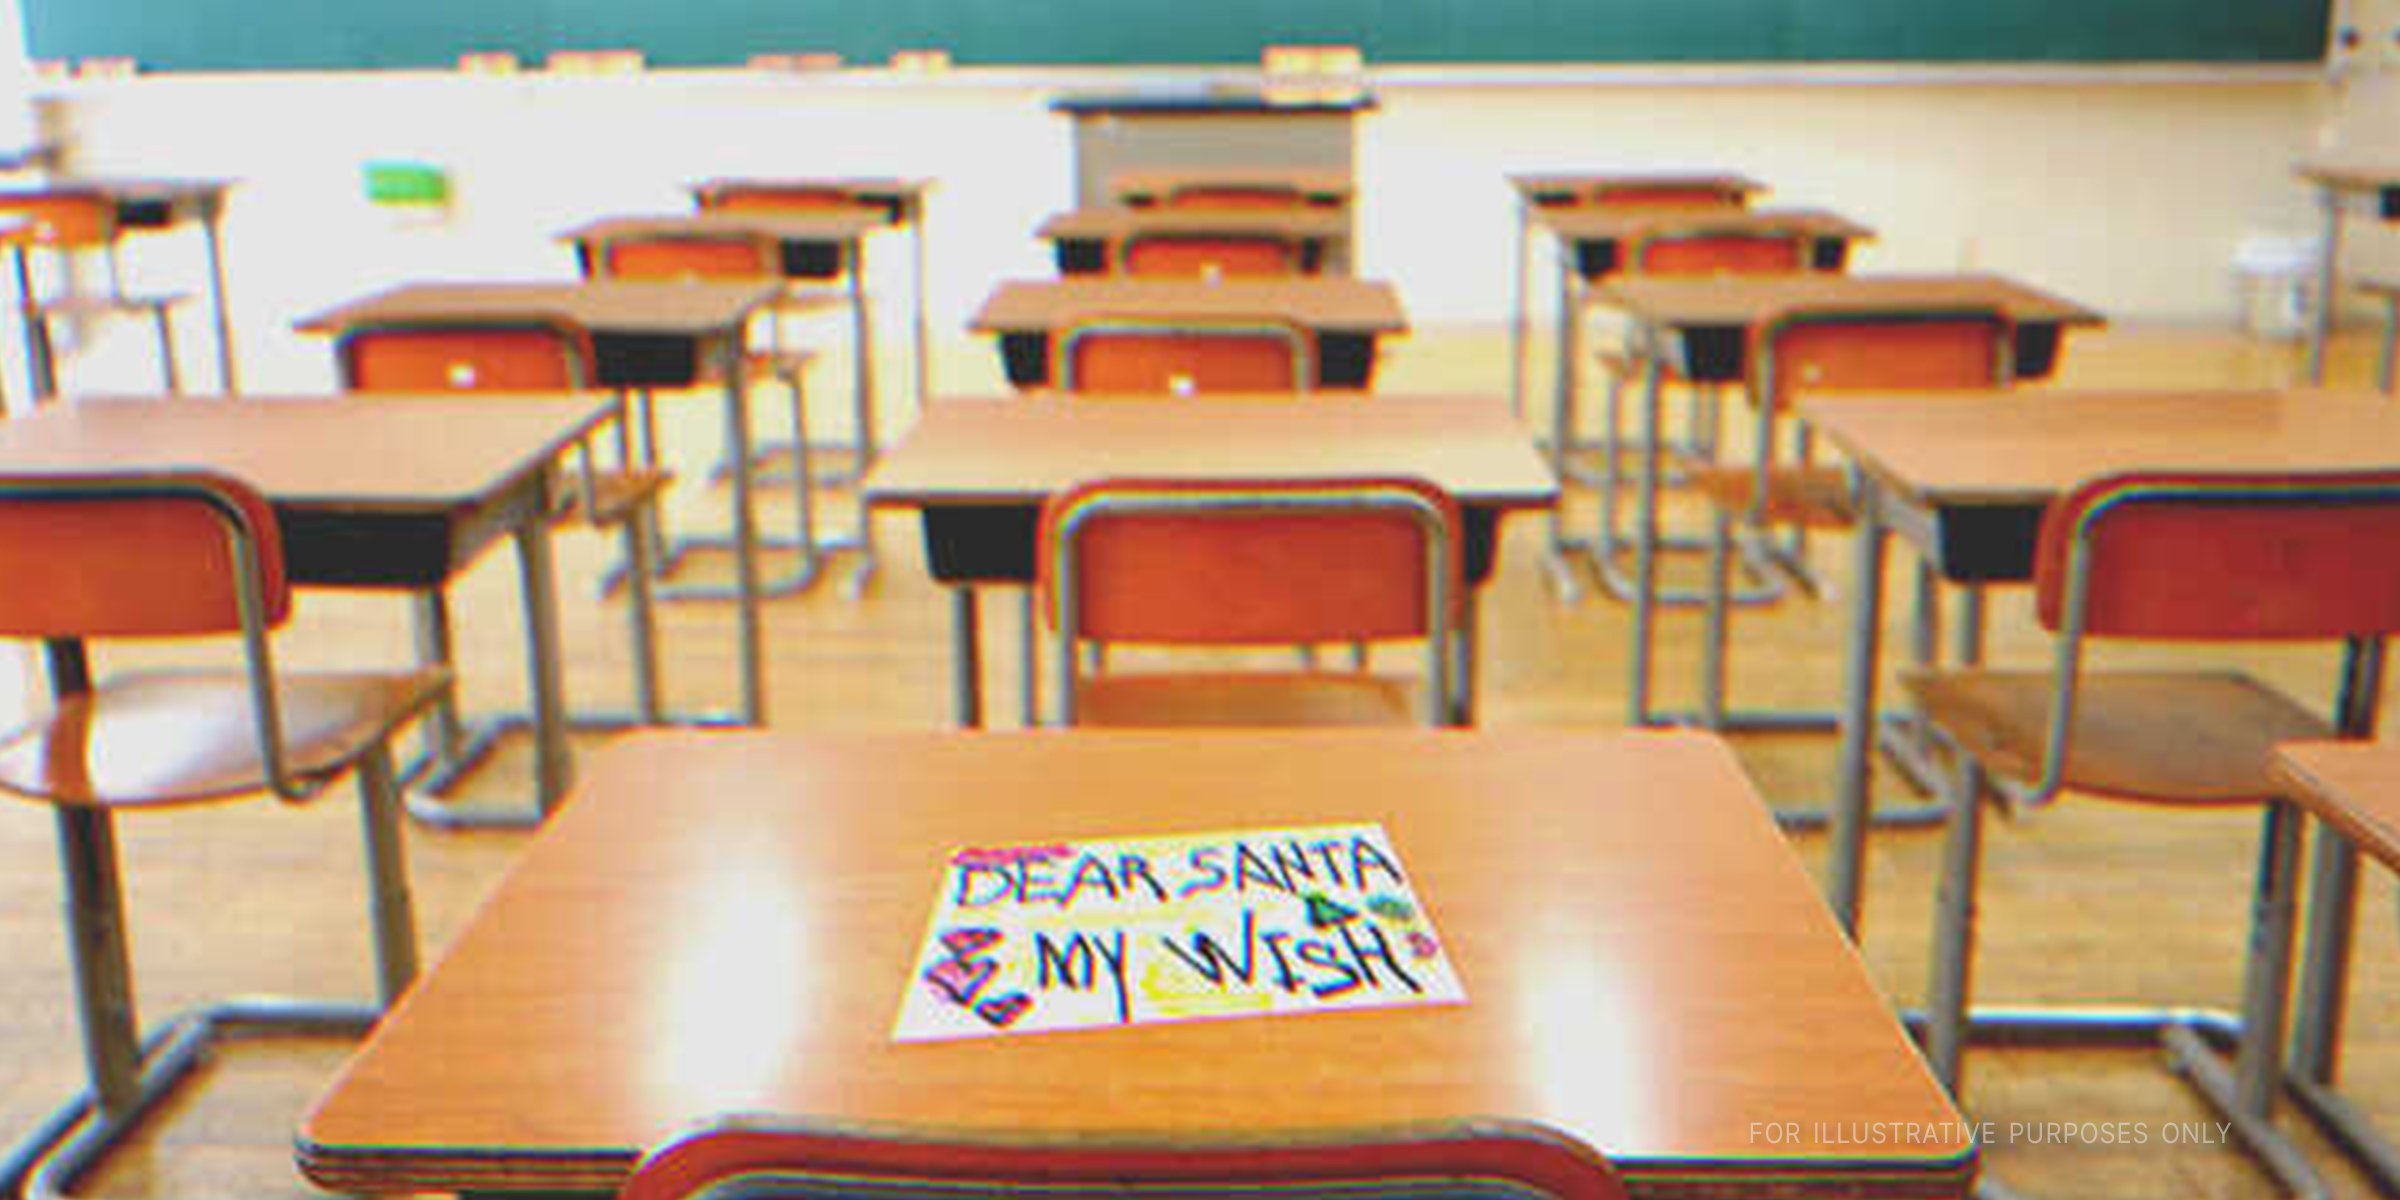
[1039,477,1461,728]
[1904,469,2400,1198]
[0,470,446,1198]
[1685,308,2013,732]
[336,319,668,809]
[622,1114,1626,1200]
[1121,233,1302,278]
[1059,320,1313,395]
[0,192,186,400]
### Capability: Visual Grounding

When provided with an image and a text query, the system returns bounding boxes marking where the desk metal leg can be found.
[201,209,239,394]
[519,518,573,813]
[840,239,880,595]
[1827,478,1890,937]
[1019,586,1039,728]
[725,347,767,724]
[1509,194,1532,421]
[2308,187,2342,386]
[911,205,932,414]
[1625,347,1666,726]
[951,587,982,729]
[1542,253,1592,601]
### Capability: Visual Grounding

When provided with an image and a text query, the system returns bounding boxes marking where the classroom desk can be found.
[1597,273,2102,733]
[1036,205,1349,277]
[863,394,1553,728]
[2267,740,2400,1194]
[563,209,894,583]
[296,728,1977,1200]
[689,176,937,412]
[0,177,241,396]
[971,277,1407,391]
[0,393,612,820]
[1525,208,1876,551]
[2295,158,2400,383]
[1804,388,2400,937]
[297,280,790,727]
[1505,171,1765,418]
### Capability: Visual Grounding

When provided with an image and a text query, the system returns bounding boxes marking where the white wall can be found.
[34,65,2333,398]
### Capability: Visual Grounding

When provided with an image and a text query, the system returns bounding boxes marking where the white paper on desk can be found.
[893,821,1464,1042]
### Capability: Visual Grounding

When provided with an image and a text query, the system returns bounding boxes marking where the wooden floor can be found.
[0,322,2396,1198]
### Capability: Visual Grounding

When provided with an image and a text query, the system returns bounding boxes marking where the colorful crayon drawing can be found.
[892,822,1464,1042]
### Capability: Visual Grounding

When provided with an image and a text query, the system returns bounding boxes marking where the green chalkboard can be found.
[23,0,2329,72]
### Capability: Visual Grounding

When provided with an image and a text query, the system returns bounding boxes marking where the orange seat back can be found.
[622,1115,1627,1200]
[0,471,290,638]
[337,323,594,393]
[1121,235,1298,278]
[2035,471,2400,641]
[601,235,776,280]
[1162,185,1310,210]
[1635,232,1805,277]
[700,185,875,215]
[1063,323,1309,394]
[0,194,116,249]
[1755,310,2012,412]
[1040,477,1459,646]
[1587,183,1748,209]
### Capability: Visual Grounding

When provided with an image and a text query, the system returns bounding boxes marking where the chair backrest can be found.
[1040,477,1461,725]
[698,185,877,215]
[1630,229,1807,277]
[1753,307,2015,413]
[621,1115,1627,1200]
[2016,469,2400,803]
[0,193,116,250]
[2036,471,2400,643]
[600,234,777,281]
[1161,184,1312,210]
[1060,320,1312,394]
[1593,183,1746,209]
[336,320,595,393]
[0,471,290,639]
[1121,234,1300,279]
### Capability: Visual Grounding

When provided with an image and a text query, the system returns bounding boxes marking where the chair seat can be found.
[29,292,190,318]
[0,667,452,809]
[1901,668,2334,805]
[1077,672,1418,728]
[1689,464,1856,528]
[558,466,672,527]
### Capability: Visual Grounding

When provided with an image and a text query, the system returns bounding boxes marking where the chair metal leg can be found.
[2,790,407,1200]
[2163,800,2331,1200]
[1925,755,1985,1093]
[355,742,420,1004]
